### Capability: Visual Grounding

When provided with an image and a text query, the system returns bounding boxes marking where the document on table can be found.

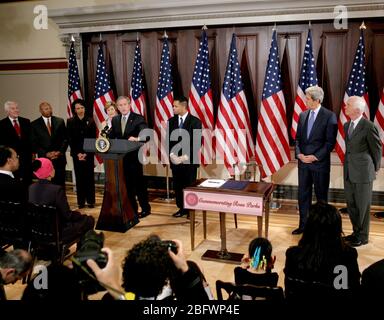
[198,179,227,188]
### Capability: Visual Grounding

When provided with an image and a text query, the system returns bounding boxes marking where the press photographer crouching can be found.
[86,235,211,301]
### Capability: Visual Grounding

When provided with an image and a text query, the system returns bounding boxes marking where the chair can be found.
[27,203,80,264]
[216,280,285,303]
[0,200,28,250]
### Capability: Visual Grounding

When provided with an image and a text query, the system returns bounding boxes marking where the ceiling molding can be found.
[49,0,384,34]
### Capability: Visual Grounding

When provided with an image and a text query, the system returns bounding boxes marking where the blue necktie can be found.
[179,117,184,128]
[307,111,315,139]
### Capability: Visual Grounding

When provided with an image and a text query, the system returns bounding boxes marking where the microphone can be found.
[101,125,111,136]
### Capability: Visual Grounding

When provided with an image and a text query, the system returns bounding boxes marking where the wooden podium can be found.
[184,179,274,264]
[84,138,141,232]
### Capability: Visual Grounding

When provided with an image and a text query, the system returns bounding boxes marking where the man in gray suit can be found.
[343,96,382,247]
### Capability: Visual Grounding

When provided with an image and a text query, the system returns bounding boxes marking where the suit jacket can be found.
[0,173,27,203]
[0,116,33,182]
[343,118,382,183]
[167,113,202,168]
[67,116,96,157]
[28,180,73,221]
[108,112,148,163]
[295,107,337,172]
[31,116,68,157]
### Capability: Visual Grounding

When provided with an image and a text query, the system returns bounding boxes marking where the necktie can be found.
[47,118,52,136]
[348,121,354,139]
[13,119,21,137]
[121,116,127,134]
[307,111,315,139]
[179,117,184,128]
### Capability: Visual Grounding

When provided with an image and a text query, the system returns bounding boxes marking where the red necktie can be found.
[13,119,21,137]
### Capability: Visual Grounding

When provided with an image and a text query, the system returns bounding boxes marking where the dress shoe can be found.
[87,204,95,208]
[374,212,384,219]
[292,228,304,235]
[78,204,85,209]
[349,239,368,247]
[139,211,151,218]
[173,209,187,218]
[343,234,356,242]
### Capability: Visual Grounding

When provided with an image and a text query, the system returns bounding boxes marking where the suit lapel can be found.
[349,118,365,140]
[307,107,324,140]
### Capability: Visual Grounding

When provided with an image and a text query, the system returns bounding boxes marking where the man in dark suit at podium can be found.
[294,86,337,234]
[108,96,151,218]
[167,96,202,218]
[0,101,33,185]
[31,102,68,186]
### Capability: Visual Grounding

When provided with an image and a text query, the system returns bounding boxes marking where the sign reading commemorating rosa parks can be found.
[184,191,263,216]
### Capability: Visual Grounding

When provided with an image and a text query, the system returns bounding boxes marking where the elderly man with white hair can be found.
[343,95,382,247]
[0,101,33,185]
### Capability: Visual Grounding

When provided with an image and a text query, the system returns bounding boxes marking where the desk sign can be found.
[184,190,263,216]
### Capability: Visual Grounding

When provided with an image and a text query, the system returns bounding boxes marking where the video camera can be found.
[72,230,108,295]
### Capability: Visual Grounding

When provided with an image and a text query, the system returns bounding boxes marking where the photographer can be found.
[87,236,210,301]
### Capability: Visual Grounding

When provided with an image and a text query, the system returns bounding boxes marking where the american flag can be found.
[291,30,318,139]
[93,43,115,134]
[130,40,146,117]
[215,34,255,175]
[374,88,384,155]
[67,41,83,118]
[189,30,214,165]
[335,30,369,163]
[255,30,291,178]
[154,37,173,164]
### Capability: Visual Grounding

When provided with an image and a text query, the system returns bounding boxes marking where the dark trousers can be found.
[73,155,95,206]
[172,164,198,210]
[52,156,66,186]
[344,179,372,242]
[298,167,330,227]
[123,157,150,214]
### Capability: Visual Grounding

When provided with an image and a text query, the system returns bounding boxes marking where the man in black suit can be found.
[343,96,382,247]
[167,96,202,218]
[31,102,68,186]
[0,101,33,185]
[108,96,151,219]
[294,86,337,234]
[0,146,26,203]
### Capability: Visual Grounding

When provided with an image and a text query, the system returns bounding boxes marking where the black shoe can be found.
[78,204,85,209]
[139,211,151,218]
[173,209,187,217]
[343,234,356,242]
[349,239,368,247]
[292,228,304,235]
[374,212,384,219]
[87,204,95,208]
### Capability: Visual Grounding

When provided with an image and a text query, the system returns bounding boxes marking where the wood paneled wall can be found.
[82,19,384,142]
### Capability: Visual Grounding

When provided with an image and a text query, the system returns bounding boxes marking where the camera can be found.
[73,230,108,294]
[162,240,178,254]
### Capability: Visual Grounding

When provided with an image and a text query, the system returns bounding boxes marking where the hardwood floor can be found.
[4,186,384,300]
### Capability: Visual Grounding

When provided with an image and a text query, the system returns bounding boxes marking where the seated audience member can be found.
[0,249,33,300]
[87,235,210,301]
[21,264,82,301]
[28,158,95,243]
[361,259,384,301]
[284,202,361,302]
[0,145,27,202]
[235,237,278,287]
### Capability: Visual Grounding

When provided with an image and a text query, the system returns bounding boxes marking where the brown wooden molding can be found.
[0,59,68,71]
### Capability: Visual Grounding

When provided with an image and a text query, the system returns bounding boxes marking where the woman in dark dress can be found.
[284,202,361,302]
[67,99,96,209]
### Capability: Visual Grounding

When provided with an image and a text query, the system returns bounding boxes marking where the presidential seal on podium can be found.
[95,136,111,153]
